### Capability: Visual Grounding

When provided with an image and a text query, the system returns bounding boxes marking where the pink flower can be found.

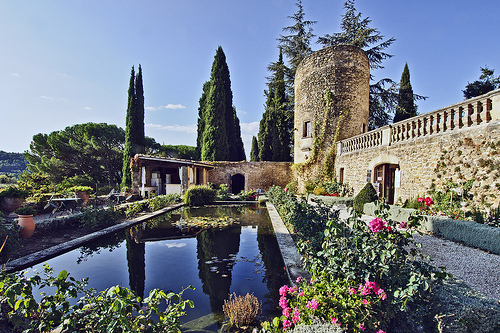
[296,276,302,283]
[279,285,289,296]
[349,287,356,295]
[359,323,366,331]
[285,188,289,192]
[282,319,292,330]
[279,296,288,309]
[424,197,434,207]
[292,308,300,324]
[331,317,340,326]
[399,221,407,229]
[377,330,386,333]
[298,291,304,297]
[418,197,424,203]
[306,299,318,310]
[282,307,291,317]
[362,299,369,305]
[369,218,386,233]
[289,285,298,293]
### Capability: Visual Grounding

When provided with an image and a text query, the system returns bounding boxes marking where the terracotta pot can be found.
[18,214,35,238]
[76,191,90,203]
[2,197,24,214]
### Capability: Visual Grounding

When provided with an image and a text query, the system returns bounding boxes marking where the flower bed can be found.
[364,202,500,255]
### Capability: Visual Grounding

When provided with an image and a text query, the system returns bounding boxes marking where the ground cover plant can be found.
[265,186,449,332]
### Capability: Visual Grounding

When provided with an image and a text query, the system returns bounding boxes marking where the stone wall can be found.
[335,120,500,209]
[207,162,293,191]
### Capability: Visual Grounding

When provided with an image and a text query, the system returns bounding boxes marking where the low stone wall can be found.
[364,202,500,255]
[207,161,293,191]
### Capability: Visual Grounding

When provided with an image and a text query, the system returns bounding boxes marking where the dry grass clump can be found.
[222,293,261,328]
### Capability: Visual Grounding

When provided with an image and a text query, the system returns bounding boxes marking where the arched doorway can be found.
[374,164,399,204]
[231,174,245,194]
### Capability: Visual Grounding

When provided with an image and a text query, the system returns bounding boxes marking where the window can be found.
[303,121,312,138]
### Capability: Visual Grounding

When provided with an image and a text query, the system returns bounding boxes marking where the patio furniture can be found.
[44,193,81,216]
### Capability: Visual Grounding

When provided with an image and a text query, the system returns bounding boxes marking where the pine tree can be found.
[121,65,145,188]
[394,63,417,123]
[463,66,500,99]
[250,136,259,162]
[198,47,245,161]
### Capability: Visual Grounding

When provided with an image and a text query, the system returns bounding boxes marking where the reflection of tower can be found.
[196,227,241,324]
[126,231,146,299]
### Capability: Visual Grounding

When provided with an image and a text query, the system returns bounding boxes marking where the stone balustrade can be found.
[337,88,500,155]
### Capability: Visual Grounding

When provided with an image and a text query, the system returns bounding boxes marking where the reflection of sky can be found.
[26,206,284,332]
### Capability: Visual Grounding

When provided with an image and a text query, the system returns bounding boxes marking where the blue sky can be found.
[1,0,499,155]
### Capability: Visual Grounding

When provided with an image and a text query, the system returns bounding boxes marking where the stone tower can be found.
[294,45,369,189]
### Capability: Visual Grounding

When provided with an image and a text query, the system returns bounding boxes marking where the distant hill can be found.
[0,150,28,174]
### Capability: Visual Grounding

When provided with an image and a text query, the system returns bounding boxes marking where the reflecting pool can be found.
[29,204,287,332]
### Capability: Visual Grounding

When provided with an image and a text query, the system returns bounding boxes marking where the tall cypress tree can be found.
[393,63,417,123]
[121,65,145,188]
[258,87,275,162]
[198,47,245,161]
[250,136,259,162]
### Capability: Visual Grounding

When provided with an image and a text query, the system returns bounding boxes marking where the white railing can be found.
[337,89,500,155]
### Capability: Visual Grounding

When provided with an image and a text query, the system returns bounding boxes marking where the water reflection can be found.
[126,231,145,299]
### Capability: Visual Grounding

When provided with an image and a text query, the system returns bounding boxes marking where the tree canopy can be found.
[393,63,417,123]
[463,66,500,99]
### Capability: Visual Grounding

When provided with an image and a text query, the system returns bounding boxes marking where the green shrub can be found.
[124,201,146,218]
[0,186,28,198]
[216,183,230,200]
[223,293,261,328]
[184,185,216,206]
[147,193,181,211]
[81,206,122,230]
[0,265,194,332]
[352,182,378,214]
[0,221,22,263]
[285,180,298,195]
[15,205,36,215]
[313,187,327,196]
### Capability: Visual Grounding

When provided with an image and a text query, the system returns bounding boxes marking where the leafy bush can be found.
[0,222,21,263]
[81,206,122,230]
[124,201,146,218]
[285,180,298,195]
[313,187,327,196]
[216,183,230,200]
[184,185,216,206]
[223,293,261,328]
[15,205,36,215]
[352,182,378,214]
[0,186,28,198]
[0,265,194,332]
[147,193,181,211]
[238,189,258,201]
[316,180,353,197]
[66,185,93,194]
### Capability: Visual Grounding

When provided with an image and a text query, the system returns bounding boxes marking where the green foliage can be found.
[238,189,258,201]
[267,187,449,331]
[17,171,52,196]
[15,205,36,215]
[158,144,198,160]
[0,150,27,174]
[184,185,216,206]
[197,47,245,161]
[353,182,378,214]
[463,66,500,99]
[122,65,146,188]
[394,63,417,123]
[431,179,474,220]
[0,265,194,332]
[285,180,298,195]
[0,222,22,262]
[216,184,230,201]
[315,180,353,197]
[25,122,125,186]
[0,186,28,198]
[66,185,93,194]
[81,206,122,230]
[124,201,146,218]
[250,136,259,162]
[147,193,181,211]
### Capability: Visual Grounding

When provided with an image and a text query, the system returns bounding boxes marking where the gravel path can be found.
[413,232,500,301]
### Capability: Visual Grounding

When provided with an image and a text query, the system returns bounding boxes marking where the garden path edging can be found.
[3,203,185,273]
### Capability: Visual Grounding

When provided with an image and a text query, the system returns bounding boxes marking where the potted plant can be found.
[15,205,36,238]
[67,185,93,203]
[0,186,28,214]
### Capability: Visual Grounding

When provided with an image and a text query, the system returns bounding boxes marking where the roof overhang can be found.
[133,154,215,169]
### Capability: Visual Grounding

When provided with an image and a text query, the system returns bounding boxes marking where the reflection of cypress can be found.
[257,220,287,311]
[126,230,146,299]
[197,226,241,323]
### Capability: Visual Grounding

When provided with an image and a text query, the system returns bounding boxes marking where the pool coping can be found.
[3,203,185,273]
[265,201,311,285]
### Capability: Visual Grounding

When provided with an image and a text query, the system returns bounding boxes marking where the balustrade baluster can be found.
[476,101,482,124]
[467,104,473,127]
[486,98,492,122]
[449,109,455,130]
[458,106,464,128]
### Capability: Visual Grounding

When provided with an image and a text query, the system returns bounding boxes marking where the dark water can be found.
[28,204,287,332]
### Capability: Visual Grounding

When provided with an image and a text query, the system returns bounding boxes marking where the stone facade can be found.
[293,45,369,192]
[335,89,500,209]
[294,45,369,164]
[207,162,293,192]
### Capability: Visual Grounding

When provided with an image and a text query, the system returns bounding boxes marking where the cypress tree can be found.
[258,87,275,161]
[393,63,417,123]
[250,136,259,162]
[198,46,245,161]
[121,65,145,188]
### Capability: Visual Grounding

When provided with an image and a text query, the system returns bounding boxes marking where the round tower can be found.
[294,45,370,165]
